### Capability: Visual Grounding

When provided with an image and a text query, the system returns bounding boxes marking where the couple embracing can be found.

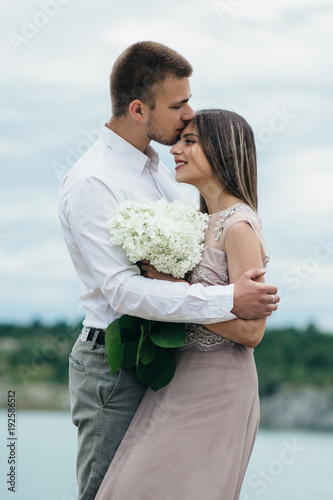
[58,41,279,500]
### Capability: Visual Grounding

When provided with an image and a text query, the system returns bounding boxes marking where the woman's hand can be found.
[137,260,187,283]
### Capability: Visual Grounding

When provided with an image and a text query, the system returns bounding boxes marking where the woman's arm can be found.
[205,317,265,348]
[204,221,267,348]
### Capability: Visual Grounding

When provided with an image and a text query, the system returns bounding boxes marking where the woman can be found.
[96,109,269,500]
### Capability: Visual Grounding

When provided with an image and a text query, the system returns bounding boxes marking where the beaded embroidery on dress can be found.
[181,203,269,351]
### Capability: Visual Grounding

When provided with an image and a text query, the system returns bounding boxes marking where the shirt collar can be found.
[102,126,159,174]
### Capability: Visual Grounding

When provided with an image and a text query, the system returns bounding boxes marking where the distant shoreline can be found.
[1,322,333,430]
[1,383,333,431]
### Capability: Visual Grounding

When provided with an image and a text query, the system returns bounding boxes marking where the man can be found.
[58,41,279,500]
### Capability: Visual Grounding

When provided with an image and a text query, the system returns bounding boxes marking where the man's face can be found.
[145,77,195,146]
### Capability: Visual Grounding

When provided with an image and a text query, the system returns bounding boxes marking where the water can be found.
[0,411,332,499]
[0,411,77,500]
[242,429,333,499]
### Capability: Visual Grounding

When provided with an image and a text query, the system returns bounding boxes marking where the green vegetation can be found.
[0,321,80,409]
[255,323,333,396]
[0,321,332,409]
[0,321,79,386]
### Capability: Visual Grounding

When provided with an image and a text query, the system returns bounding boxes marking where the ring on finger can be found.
[271,294,276,304]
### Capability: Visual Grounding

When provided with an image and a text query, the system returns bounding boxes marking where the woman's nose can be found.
[170,143,181,156]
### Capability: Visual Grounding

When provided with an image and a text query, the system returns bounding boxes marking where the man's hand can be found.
[232,268,279,319]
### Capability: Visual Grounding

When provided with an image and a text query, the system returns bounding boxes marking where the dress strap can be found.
[214,204,269,265]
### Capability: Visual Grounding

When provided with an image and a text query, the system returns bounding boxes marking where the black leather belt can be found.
[86,328,105,345]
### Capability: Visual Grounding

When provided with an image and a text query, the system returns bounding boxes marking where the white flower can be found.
[107,199,208,278]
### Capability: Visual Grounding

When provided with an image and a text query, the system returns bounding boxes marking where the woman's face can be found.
[170,123,213,189]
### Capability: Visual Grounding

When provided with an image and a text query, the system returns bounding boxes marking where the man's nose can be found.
[181,103,195,121]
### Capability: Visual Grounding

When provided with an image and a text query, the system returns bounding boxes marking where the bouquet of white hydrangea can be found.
[107,198,208,278]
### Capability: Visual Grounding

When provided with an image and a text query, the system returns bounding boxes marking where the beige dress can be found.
[96,203,269,500]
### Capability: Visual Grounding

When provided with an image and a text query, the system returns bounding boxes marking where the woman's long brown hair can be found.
[194,109,258,214]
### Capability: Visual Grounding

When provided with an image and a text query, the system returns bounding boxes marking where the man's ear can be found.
[128,99,149,123]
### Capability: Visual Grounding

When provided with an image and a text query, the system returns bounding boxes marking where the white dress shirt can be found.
[58,126,235,329]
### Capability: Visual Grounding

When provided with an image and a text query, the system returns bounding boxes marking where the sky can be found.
[0,0,332,330]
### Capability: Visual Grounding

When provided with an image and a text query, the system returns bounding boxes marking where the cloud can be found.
[259,146,333,223]
[0,238,75,279]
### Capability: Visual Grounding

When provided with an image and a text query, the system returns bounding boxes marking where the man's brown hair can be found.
[110,41,193,116]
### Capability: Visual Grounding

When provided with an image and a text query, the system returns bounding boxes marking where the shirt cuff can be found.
[204,283,237,323]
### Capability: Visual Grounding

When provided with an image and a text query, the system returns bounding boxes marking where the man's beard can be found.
[146,114,179,146]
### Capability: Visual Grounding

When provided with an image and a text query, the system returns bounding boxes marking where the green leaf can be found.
[136,323,156,366]
[148,320,166,333]
[122,340,140,369]
[136,324,146,366]
[136,349,175,391]
[139,336,156,366]
[105,324,124,375]
[105,318,121,353]
[150,323,187,348]
[119,315,144,342]
[105,318,185,388]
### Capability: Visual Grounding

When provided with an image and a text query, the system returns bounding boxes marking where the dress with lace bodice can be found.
[182,202,269,351]
[96,202,265,500]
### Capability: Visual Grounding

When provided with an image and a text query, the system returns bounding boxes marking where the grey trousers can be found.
[69,333,147,500]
